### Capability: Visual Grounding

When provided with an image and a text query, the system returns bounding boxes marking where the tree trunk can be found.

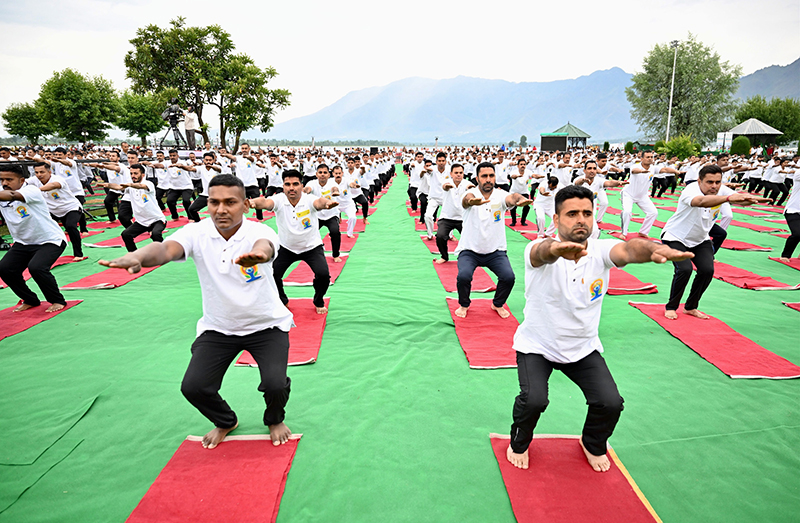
[233,131,241,154]
[140,135,147,147]
[194,92,210,146]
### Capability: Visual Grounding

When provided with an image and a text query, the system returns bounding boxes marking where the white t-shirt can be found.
[167,160,194,190]
[494,160,510,185]
[662,182,735,247]
[513,238,622,363]
[784,171,800,214]
[52,160,85,197]
[409,160,425,187]
[38,174,82,217]
[440,180,474,221]
[234,156,258,187]
[271,192,323,254]
[622,163,659,200]
[456,187,509,255]
[107,165,132,197]
[267,164,283,187]
[427,166,451,201]
[168,219,293,337]
[306,179,338,221]
[125,180,166,227]
[195,165,219,197]
[0,183,65,246]
[510,168,530,194]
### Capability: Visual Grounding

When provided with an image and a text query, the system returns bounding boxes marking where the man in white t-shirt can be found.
[163,149,196,221]
[507,184,691,472]
[304,163,343,261]
[48,147,88,233]
[661,164,767,320]
[455,162,533,319]
[0,165,69,312]
[423,152,451,240]
[250,169,340,314]
[434,164,473,263]
[183,106,200,150]
[220,143,264,220]
[621,151,659,237]
[32,162,86,260]
[99,174,295,449]
[186,152,222,222]
[106,164,168,252]
[87,150,133,227]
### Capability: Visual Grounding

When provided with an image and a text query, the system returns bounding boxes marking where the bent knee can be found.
[589,394,624,413]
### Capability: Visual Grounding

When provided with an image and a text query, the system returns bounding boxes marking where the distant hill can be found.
[736,58,800,100]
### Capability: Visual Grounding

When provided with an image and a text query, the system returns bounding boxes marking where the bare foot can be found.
[637,232,650,238]
[779,257,790,263]
[454,306,468,318]
[346,233,354,238]
[364,219,370,225]
[268,422,292,446]
[333,257,342,263]
[579,437,610,472]
[72,256,88,262]
[506,445,529,469]
[45,303,66,313]
[665,310,678,320]
[426,235,435,241]
[684,309,709,319]
[202,421,238,449]
[435,258,447,264]
[491,304,510,318]
[315,306,328,314]
[13,302,36,312]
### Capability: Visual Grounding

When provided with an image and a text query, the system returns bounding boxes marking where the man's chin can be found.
[563,230,590,242]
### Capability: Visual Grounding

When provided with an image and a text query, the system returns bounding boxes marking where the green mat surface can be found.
[0,179,798,522]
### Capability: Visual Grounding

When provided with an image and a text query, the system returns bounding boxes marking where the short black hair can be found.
[33,161,50,170]
[316,163,329,172]
[208,174,245,197]
[597,153,608,160]
[130,163,145,174]
[0,164,28,178]
[282,169,302,182]
[451,163,464,172]
[436,152,447,160]
[555,184,593,214]
[54,147,67,154]
[699,164,722,180]
[584,160,597,169]
[168,149,178,155]
[476,161,495,175]
[203,152,215,159]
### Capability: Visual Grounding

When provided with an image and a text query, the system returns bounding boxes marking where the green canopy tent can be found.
[552,122,591,149]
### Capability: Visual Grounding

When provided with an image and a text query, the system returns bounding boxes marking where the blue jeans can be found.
[456,250,515,308]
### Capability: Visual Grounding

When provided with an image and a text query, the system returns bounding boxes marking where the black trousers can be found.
[318,217,341,258]
[272,244,329,308]
[0,241,67,306]
[104,191,121,222]
[353,194,369,221]
[418,193,428,224]
[510,194,530,225]
[122,220,166,252]
[52,210,83,257]
[166,189,193,221]
[747,178,763,194]
[497,183,511,192]
[181,327,291,429]
[266,186,283,197]
[436,218,461,261]
[657,176,676,197]
[767,181,789,206]
[187,195,207,222]
[119,201,133,229]
[456,250,515,308]
[244,186,263,220]
[511,351,623,456]
[782,212,800,258]
[650,177,667,197]
[75,195,88,232]
[662,238,715,311]
[408,186,419,211]
[708,223,727,253]
[258,178,268,196]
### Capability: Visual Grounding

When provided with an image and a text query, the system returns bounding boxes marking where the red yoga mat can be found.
[322,233,357,252]
[505,217,537,232]
[0,256,85,288]
[730,220,785,233]
[720,240,771,251]
[656,206,677,211]
[165,217,190,229]
[609,232,661,243]
[62,266,161,289]
[783,302,800,312]
[0,300,82,341]
[597,222,621,232]
[769,257,800,271]
[772,233,790,239]
[433,260,496,293]
[87,220,121,230]
[607,267,657,295]
[490,434,661,523]
[66,230,102,242]
[126,434,301,523]
[629,301,800,379]
[732,208,772,217]
[764,217,787,224]
[707,261,800,290]
[85,233,149,248]
[631,217,667,229]
[605,207,622,215]
[414,222,427,232]
[445,297,517,369]
[236,298,328,366]
[752,206,784,214]
[407,207,420,217]
[421,235,458,254]
[284,255,347,286]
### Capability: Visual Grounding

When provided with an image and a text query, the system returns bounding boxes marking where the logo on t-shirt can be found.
[65,169,72,177]
[16,206,30,218]
[142,194,149,203]
[51,191,60,200]
[301,217,311,229]
[493,210,501,222]
[240,265,263,282]
[590,278,604,301]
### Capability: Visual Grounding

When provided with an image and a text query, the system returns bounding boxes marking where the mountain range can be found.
[267,58,800,144]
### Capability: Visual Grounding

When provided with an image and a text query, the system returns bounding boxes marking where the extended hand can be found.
[650,245,694,263]
[98,255,142,274]
[235,251,269,267]
[467,197,490,206]
[323,200,339,209]
[515,198,533,207]
[551,241,588,262]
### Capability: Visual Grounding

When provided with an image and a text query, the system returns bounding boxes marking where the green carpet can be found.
[0,180,797,522]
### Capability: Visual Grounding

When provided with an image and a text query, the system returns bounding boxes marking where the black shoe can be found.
[520,221,528,226]
[510,221,516,227]
[0,242,11,251]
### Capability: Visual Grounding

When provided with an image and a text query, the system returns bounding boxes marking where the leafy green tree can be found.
[206,55,290,152]
[1,102,51,144]
[519,135,528,147]
[603,141,609,151]
[116,91,166,146]
[626,33,742,144]
[729,135,751,156]
[734,95,800,145]
[508,140,517,147]
[661,134,702,160]
[36,69,118,142]
[625,141,635,153]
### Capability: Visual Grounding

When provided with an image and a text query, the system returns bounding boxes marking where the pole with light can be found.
[665,40,679,142]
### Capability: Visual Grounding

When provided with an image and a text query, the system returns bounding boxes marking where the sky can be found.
[1,0,798,137]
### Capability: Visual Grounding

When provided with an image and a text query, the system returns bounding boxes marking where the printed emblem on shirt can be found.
[16,206,30,218]
[590,278,604,301]
[142,194,149,203]
[51,192,60,200]
[240,264,263,282]
[493,209,501,222]
[65,169,72,177]
[301,217,311,229]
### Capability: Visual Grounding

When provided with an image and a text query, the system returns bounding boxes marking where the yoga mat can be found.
[765,218,787,224]
[606,207,621,215]
[85,233,149,248]
[730,220,785,233]
[421,235,458,254]
[631,217,667,229]
[752,206,784,214]
[597,222,621,231]
[284,255,348,286]
[407,207,420,217]
[66,230,102,242]
[126,434,301,523]
[165,217,190,229]
[504,217,537,232]
[708,261,800,290]
[783,302,800,312]
[445,297,517,369]
[610,232,661,243]
[0,300,82,342]
[0,256,86,288]
[630,301,800,379]
[62,266,161,290]
[322,233,358,252]
[772,233,790,239]
[236,298,329,366]
[769,257,800,271]
[490,434,661,523]
[720,240,772,251]
[87,220,121,230]
[414,222,427,232]
[607,267,657,295]
[657,206,677,211]
[732,208,771,217]
[432,260,496,293]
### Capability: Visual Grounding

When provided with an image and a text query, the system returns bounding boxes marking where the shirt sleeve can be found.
[19,184,43,203]
[600,238,624,269]
[166,224,195,262]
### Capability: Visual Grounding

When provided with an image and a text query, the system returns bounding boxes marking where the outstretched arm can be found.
[234,238,275,265]
[312,197,339,211]
[249,196,276,211]
[610,238,693,268]
[98,240,185,274]
[505,192,533,207]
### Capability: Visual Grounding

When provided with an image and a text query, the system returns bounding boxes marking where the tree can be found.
[36,69,118,142]
[116,91,166,146]
[735,95,800,145]
[508,140,517,147]
[625,141,635,153]
[729,135,751,156]
[1,102,51,144]
[626,33,742,145]
[603,141,610,151]
[206,55,290,152]
[660,134,702,160]
[519,135,528,147]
